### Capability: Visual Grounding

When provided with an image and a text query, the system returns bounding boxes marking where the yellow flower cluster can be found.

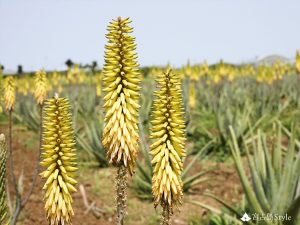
[150,69,186,212]
[4,76,15,111]
[102,17,141,175]
[0,69,3,114]
[296,50,300,74]
[40,96,77,225]
[34,70,48,105]
[188,81,196,111]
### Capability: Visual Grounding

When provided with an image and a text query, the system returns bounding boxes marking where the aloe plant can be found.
[208,214,241,225]
[192,124,300,225]
[230,125,300,222]
[77,119,107,167]
[14,100,40,132]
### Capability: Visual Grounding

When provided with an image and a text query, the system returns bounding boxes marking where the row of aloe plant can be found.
[188,74,300,157]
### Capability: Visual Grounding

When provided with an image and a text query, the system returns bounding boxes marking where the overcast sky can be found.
[0,0,299,71]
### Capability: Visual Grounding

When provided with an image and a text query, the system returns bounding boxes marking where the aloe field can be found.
[1,3,300,225]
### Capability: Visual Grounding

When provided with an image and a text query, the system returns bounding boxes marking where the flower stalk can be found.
[3,76,21,225]
[102,16,141,224]
[22,70,49,207]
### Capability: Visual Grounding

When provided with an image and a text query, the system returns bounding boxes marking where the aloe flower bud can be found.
[0,134,8,225]
[102,17,141,175]
[4,76,15,112]
[150,68,186,223]
[34,70,48,105]
[40,95,78,225]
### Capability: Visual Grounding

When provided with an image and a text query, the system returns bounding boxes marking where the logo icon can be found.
[241,213,251,222]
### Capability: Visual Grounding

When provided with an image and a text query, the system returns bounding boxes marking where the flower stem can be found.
[9,110,21,225]
[161,204,171,225]
[21,104,43,206]
[116,165,127,225]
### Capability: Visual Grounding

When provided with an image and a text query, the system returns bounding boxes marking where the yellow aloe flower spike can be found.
[0,68,3,114]
[96,72,102,97]
[102,17,141,175]
[296,50,300,74]
[40,94,78,225]
[150,68,186,224]
[102,16,141,224]
[188,81,196,111]
[34,70,48,105]
[4,76,15,112]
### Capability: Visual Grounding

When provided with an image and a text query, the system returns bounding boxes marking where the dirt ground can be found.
[1,125,243,225]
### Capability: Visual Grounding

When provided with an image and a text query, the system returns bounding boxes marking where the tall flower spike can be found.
[4,76,15,111]
[150,68,186,223]
[296,50,300,74]
[96,72,102,97]
[102,17,141,175]
[0,68,3,114]
[0,134,8,225]
[188,81,196,111]
[34,70,48,105]
[40,95,78,225]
